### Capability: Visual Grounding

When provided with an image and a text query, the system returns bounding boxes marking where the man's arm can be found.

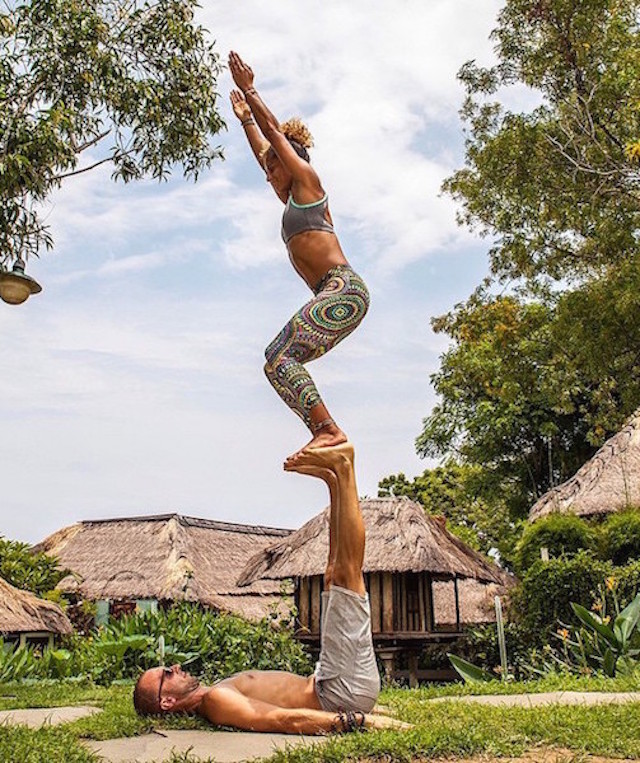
[200,685,407,735]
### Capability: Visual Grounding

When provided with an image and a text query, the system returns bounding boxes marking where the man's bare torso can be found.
[199,670,323,728]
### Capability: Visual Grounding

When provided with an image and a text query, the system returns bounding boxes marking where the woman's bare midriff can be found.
[287,230,349,291]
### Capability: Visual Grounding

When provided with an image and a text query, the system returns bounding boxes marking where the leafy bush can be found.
[0,537,68,597]
[611,561,640,606]
[513,513,598,575]
[600,508,640,565]
[510,551,610,644]
[0,602,312,685]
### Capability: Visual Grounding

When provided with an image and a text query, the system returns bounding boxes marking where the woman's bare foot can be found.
[291,442,354,472]
[285,424,348,465]
[284,460,332,478]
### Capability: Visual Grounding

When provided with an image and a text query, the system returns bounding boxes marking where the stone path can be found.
[85,729,322,763]
[430,690,640,708]
[0,705,101,728]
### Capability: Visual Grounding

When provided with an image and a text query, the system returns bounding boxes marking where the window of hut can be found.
[95,599,110,626]
[2,636,19,652]
[136,599,158,614]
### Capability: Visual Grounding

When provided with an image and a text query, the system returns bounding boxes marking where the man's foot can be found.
[290,441,355,472]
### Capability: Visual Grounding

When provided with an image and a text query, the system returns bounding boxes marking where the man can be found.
[133,444,405,734]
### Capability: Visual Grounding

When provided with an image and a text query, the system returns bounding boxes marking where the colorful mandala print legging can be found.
[264,265,370,429]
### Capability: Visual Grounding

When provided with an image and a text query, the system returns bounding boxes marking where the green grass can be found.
[0,675,639,762]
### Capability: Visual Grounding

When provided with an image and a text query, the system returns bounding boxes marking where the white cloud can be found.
[2,2,517,543]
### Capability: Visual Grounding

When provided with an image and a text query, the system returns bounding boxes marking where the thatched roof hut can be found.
[529,407,640,521]
[239,497,506,587]
[34,514,293,620]
[238,498,510,686]
[238,497,504,586]
[0,577,72,640]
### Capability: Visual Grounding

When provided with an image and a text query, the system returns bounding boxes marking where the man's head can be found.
[133,664,201,715]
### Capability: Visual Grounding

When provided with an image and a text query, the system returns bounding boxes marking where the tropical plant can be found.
[535,584,640,678]
[0,601,311,684]
[0,641,39,682]
[448,654,495,684]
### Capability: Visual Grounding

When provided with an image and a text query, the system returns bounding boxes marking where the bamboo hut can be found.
[0,577,72,649]
[238,497,511,683]
[530,407,640,521]
[33,514,293,622]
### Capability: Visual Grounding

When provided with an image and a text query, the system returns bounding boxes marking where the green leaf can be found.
[448,654,495,683]
[603,648,617,677]
[571,604,619,648]
[616,593,640,645]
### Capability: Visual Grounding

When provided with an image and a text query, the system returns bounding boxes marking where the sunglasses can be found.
[157,666,173,709]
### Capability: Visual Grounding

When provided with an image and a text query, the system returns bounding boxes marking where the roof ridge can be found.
[79,513,292,535]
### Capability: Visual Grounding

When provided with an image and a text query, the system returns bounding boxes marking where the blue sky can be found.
[1,1,533,543]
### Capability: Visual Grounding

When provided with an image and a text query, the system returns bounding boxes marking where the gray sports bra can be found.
[281,193,335,245]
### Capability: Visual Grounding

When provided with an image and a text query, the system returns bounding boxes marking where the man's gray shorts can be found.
[313,585,380,713]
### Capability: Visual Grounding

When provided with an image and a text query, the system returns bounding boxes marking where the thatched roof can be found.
[238,498,506,586]
[0,577,73,636]
[33,514,293,620]
[529,407,640,521]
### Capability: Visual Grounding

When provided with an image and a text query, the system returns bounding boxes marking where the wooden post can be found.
[454,576,461,631]
[310,576,321,635]
[400,575,407,631]
[408,653,419,688]
[382,572,394,632]
[425,574,435,631]
[379,651,395,684]
[369,573,381,633]
[418,574,427,632]
[298,577,310,631]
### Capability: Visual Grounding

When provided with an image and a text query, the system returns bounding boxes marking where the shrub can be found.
[510,551,611,645]
[0,602,312,684]
[513,513,598,575]
[0,537,68,597]
[600,508,640,565]
[612,560,640,605]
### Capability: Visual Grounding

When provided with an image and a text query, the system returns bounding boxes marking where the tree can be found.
[1,0,225,264]
[378,461,520,563]
[416,1,640,519]
[0,536,67,596]
[446,0,640,285]
[416,269,640,518]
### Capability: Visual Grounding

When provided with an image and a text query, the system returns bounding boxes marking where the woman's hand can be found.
[229,51,255,93]
[230,89,251,121]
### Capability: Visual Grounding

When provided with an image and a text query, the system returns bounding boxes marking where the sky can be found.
[0,0,532,544]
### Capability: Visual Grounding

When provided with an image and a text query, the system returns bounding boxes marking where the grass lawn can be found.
[1,674,639,762]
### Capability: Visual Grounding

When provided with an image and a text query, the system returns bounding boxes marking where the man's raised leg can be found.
[289,443,366,596]
[285,462,339,588]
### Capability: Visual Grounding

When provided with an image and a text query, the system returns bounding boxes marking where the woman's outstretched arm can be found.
[230,89,269,169]
[229,51,315,184]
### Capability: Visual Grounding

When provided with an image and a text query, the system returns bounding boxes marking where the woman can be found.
[229,51,370,462]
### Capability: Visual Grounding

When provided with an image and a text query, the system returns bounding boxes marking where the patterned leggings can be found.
[264,265,370,429]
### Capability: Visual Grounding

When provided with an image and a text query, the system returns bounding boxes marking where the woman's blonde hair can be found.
[280,118,314,149]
